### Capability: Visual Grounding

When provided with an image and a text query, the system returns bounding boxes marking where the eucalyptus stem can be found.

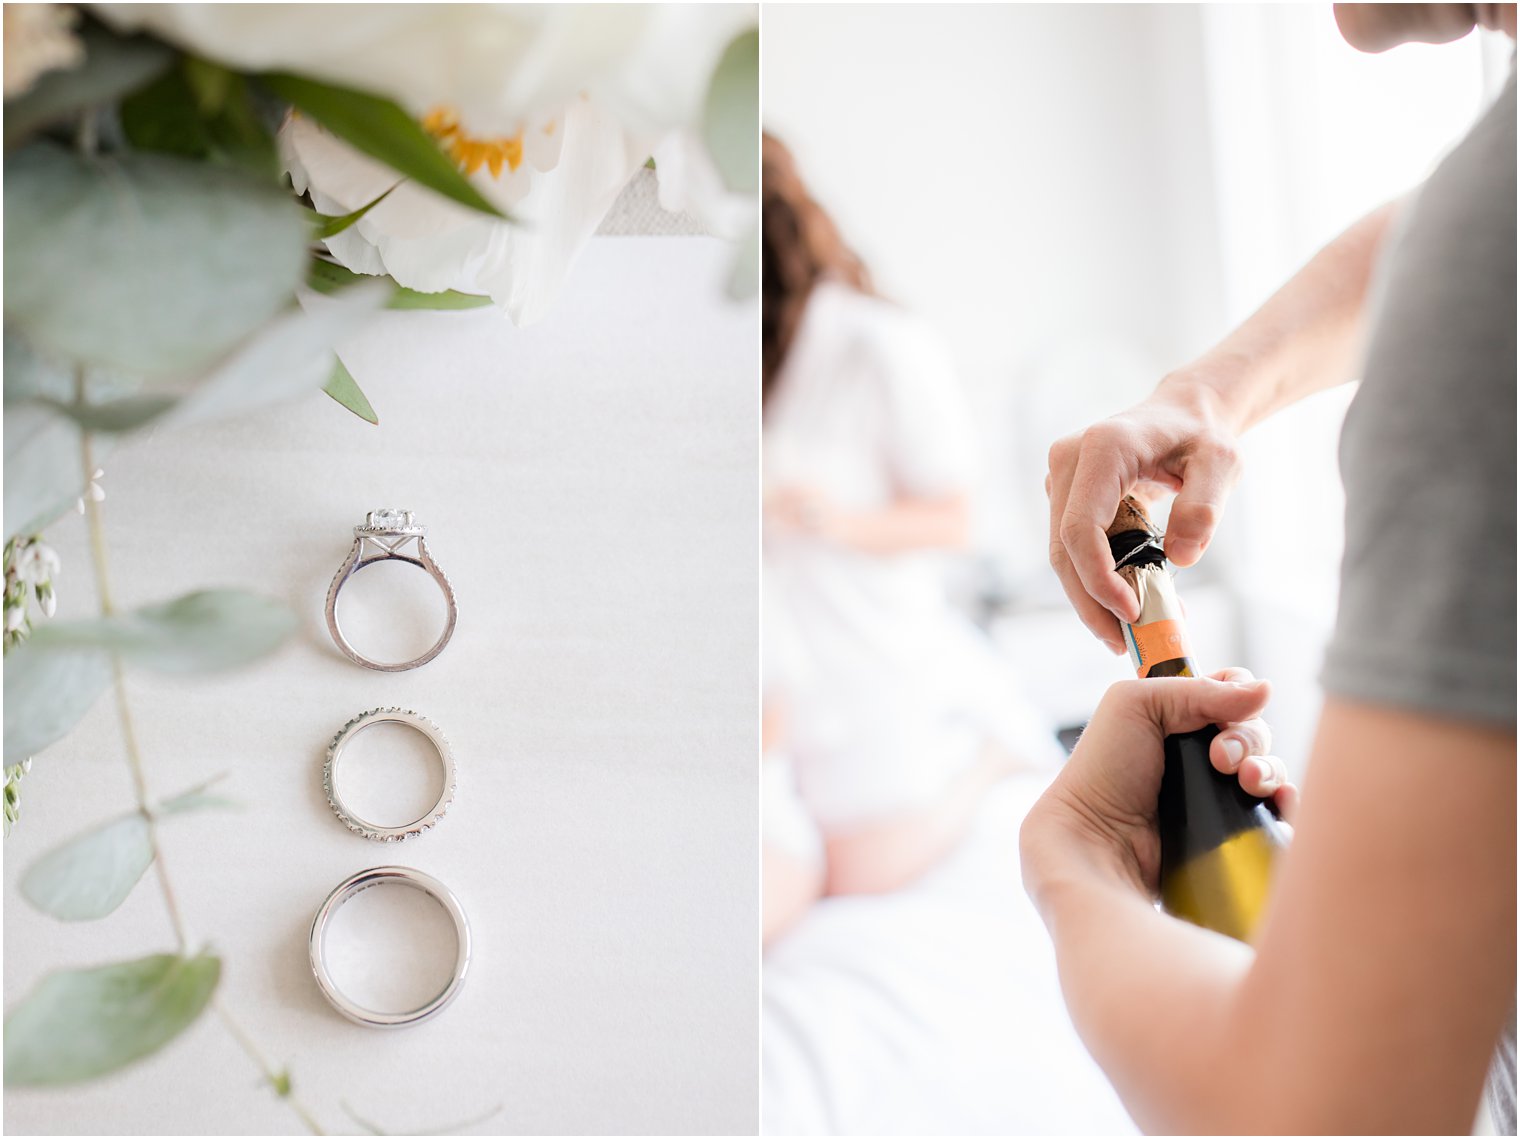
[80,431,191,953]
[215,1001,327,1136]
[77,425,325,1136]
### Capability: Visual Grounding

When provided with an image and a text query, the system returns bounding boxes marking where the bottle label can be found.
[1125,619,1190,677]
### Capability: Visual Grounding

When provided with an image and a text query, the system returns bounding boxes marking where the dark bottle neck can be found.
[1144,656,1199,679]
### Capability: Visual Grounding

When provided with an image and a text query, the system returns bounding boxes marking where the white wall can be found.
[763,2,1503,761]
[764,4,1229,583]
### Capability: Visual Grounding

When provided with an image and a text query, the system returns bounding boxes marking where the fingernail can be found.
[1255,758,1278,790]
[1220,738,1244,770]
[1169,540,1202,564]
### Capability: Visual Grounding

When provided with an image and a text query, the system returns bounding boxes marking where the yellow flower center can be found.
[422,107,523,179]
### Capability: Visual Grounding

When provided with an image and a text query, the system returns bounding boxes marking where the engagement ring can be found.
[325,508,457,671]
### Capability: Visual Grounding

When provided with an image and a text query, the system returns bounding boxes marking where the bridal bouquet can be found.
[2,2,755,1119]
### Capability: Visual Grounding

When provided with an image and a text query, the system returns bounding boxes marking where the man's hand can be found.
[1021,668,1294,904]
[1046,374,1245,652]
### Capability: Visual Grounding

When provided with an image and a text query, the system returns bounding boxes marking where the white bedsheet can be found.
[762,773,1138,1136]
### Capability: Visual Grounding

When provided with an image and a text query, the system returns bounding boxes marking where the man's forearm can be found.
[1168,200,1402,433]
[1031,832,1256,1133]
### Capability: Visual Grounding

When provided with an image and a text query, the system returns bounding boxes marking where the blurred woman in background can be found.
[761,134,1062,941]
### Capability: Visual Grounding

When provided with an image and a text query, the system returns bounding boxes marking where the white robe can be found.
[763,281,1061,831]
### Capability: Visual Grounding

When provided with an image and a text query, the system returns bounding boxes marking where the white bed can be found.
[762,771,1138,1136]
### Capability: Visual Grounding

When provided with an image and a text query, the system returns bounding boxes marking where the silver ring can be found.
[324,708,455,841]
[309,865,471,1029]
[325,508,457,671]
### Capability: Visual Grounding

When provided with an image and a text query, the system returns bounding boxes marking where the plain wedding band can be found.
[308,865,472,1029]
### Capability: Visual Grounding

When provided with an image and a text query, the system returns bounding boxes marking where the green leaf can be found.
[727,218,760,301]
[181,57,234,116]
[120,60,276,176]
[2,640,112,764]
[157,774,236,816]
[4,144,308,380]
[119,66,212,160]
[166,283,389,426]
[313,184,397,240]
[35,395,178,434]
[3,401,86,543]
[3,326,75,403]
[258,73,503,218]
[4,592,293,762]
[20,776,234,921]
[388,288,492,311]
[702,28,759,194]
[157,789,237,815]
[3,23,174,150]
[20,812,152,921]
[41,590,297,674]
[324,358,379,424]
[5,952,221,1085]
[304,258,489,310]
[306,257,372,295]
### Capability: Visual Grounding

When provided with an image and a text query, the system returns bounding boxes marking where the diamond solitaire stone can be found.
[355,508,424,538]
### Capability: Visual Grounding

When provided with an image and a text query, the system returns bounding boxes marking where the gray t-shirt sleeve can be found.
[1320,71,1517,727]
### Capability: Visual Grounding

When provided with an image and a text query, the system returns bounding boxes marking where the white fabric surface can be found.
[762,773,1137,1136]
[763,283,1064,830]
[3,238,758,1135]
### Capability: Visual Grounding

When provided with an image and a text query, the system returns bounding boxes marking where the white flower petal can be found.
[100,4,670,132]
[472,99,649,324]
[592,5,757,134]
[650,129,753,240]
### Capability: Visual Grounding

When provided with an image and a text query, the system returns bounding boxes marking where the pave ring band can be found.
[325,708,455,842]
[325,508,457,671]
[308,866,471,1029]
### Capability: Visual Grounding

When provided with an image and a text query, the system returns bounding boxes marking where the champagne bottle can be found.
[1106,497,1288,942]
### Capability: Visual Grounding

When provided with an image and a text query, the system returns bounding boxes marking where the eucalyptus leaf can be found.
[259,73,503,218]
[20,812,152,921]
[156,788,237,815]
[388,288,492,312]
[4,952,220,1085]
[166,283,389,427]
[313,184,397,240]
[324,358,379,425]
[3,326,75,403]
[3,23,174,150]
[21,778,233,921]
[727,218,760,301]
[2,640,112,764]
[39,590,297,674]
[3,401,86,543]
[157,774,236,816]
[35,394,178,434]
[702,28,759,194]
[4,144,308,379]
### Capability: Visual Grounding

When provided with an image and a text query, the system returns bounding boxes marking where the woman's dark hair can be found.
[762,133,873,404]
